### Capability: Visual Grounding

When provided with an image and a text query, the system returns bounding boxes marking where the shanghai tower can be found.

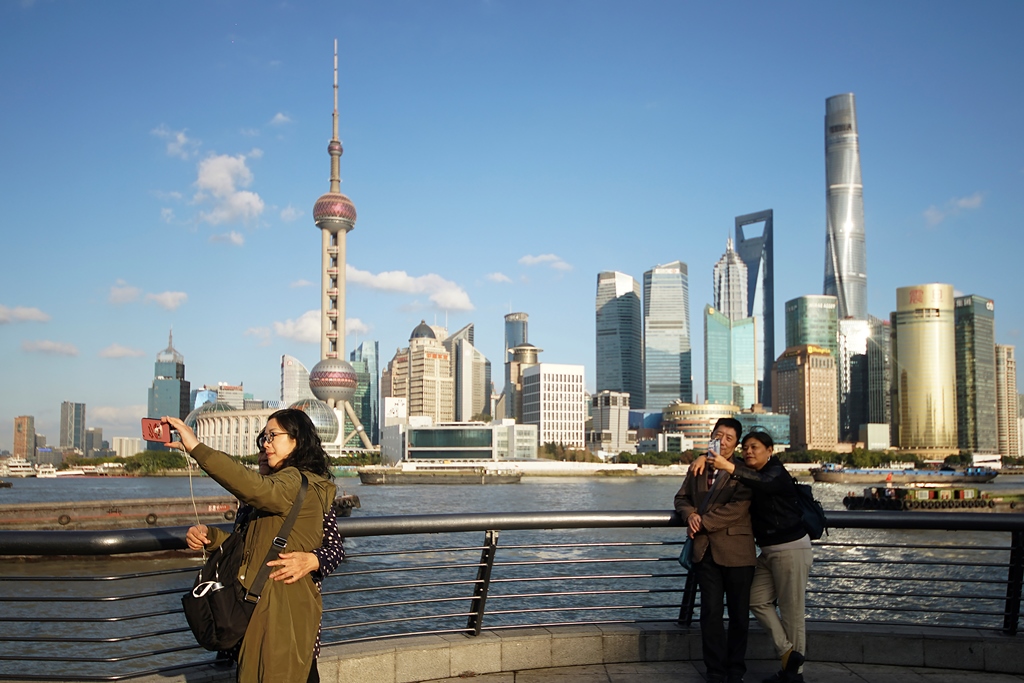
[823,93,867,321]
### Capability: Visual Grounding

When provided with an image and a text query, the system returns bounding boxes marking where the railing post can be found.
[466,528,499,636]
[1004,529,1024,635]
[677,568,698,627]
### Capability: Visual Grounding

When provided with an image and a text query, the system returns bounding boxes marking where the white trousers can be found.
[749,547,813,663]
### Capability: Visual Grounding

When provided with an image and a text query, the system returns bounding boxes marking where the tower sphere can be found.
[288,398,340,444]
[309,357,358,403]
[313,192,357,234]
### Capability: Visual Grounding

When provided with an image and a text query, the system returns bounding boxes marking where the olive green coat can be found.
[193,444,336,683]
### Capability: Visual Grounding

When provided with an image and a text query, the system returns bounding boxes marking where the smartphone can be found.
[708,438,722,459]
[141,418,172,443]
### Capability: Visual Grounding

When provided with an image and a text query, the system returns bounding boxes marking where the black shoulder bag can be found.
[182,474,308,651]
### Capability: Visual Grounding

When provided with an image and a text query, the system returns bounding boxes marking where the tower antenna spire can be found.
[330,39,341,194]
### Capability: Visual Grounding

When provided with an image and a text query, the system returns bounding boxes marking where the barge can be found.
[813,462,997,484]
[843,486,1024,512]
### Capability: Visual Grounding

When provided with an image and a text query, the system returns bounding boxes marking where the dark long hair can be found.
[257,408,334,480]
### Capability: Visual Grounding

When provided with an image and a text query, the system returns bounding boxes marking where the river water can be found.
[1,473,1021,679]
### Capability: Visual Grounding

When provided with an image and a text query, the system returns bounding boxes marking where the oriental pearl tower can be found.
[305,41,373,450]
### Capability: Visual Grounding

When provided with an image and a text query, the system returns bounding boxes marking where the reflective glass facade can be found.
[596,272,644,408]
[704,306,757,410]
[891,284,957,451]
[736,210,775,406]
[823,94,867,321]
[785,295,838,360]
[954,295,997,454]
[643,261,692,411]
[350,341,380,444]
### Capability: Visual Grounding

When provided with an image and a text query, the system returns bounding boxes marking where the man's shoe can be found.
[785,651,805,674]
[761,672,788,683]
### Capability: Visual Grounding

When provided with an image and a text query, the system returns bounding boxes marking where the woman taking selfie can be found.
[693,431,811,683]
[166,408,336,683]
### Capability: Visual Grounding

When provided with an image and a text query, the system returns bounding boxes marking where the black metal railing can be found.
[0,510,1021,681]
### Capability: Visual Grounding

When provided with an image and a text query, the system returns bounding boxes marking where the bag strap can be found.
[243,473,309,604]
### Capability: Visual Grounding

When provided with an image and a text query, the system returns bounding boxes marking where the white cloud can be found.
[193,153,265,225]
[347,265,474,311]
[486,272,512,283]
[152,124,200,159]
[90,404,147,435]
[248,147,264,160]
[22,340,78,356]
[109,280,141,305]
[346,318,370,336]
[0,305,50,324]
[519,253,572,271]
[273,310,321,343]
[160,207,175,223]
[146,291,188,311]
[290,279,314,288]
[270,113,292,125]
[99,343,145,358]
[924,191,985,226]
[210,231,245,246]
[244,326,272,346]
[240,128,261,137]
[280,205,303,222]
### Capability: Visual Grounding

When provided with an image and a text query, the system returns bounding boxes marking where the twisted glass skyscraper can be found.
[643,261,692,410]
[823,93,867,321]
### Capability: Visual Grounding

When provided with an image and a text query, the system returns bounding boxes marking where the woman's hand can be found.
[267,552,321,584]
[186,524,210,550]
[164,416,200,453]
[690,455,707,475]
[708,452,735,474]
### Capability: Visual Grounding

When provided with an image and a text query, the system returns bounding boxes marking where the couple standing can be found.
[674,417,812,683]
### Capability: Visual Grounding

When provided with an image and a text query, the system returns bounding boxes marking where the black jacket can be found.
[729,455,806,547]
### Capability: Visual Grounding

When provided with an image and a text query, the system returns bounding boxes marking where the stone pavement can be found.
[422,660,1024,682]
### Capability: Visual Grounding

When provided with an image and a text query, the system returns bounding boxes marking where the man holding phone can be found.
[674,417,756,683]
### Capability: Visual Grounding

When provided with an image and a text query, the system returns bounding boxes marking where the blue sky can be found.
[2,1,1023,449]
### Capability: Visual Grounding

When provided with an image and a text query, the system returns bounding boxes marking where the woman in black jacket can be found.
[697,430,811,683]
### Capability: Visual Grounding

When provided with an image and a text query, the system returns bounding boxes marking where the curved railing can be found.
[0,510,1021,681]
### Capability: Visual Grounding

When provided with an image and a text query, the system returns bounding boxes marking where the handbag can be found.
[677,468,717,571]
[182,474,308,651]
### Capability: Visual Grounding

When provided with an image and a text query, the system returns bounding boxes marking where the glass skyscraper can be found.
[954,295,997,454]
[837,318,870,441]
[736,210,775,406]
[785,295,838,360]
[147,331,191,451]
[350,340,380,444]
[867,315,892,431]
[643,261,692,410]
[704,305,757,409]
[59,401,86,451]
[713,239,747,321]
[596,271,644,409]
[823,94,867,321]
[891,284,957,452]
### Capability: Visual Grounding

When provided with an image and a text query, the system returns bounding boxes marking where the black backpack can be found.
[792,478,828,540]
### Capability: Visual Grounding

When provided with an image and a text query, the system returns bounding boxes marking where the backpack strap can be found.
[243,473,309,604]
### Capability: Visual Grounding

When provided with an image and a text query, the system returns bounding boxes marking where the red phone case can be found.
[141,418,171,443]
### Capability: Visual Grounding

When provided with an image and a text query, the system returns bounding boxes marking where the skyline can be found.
[3,2,1024,449]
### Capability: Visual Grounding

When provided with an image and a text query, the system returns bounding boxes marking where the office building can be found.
[661,401,740,452]
[1018,394,1024,458]
[837,318,870,442]
[59,401,86,452]
[505,343,542,422]
[444,324,492,422]
[281,355,316,405]
[522,363,586,449]
[734,406,791,449]
[996,344,1019,457]
[643,261,692,410]
[385,322,455,424]
[704,305,758,410]
[823,93,868,321]
[955,296,997,454]
[505,312,528,355]
[191,388,218,411]
[112,437,143,459]
[503,313,530,418]
[381,418,538,465]
[867,315,892,429]
[84,428,103,458]
[772,345,838,451]
[147,331,190,451]
[891,284,958,453]
[596,271,644,409]
[785,295,838,361]
[586,390,636,456]
[13,416,35,460]
[713,239,747,321]
[350,341,380,444]
[736,210,775,406]
[213,383,244,409]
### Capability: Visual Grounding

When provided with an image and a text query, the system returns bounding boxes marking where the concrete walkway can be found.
[422,660,1024,682]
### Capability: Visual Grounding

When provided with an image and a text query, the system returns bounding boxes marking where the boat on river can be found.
[34,464,57,478]
[812,462,997,484]
[843,485,1024,512]
[358,463,522,485]
[1,458,37,478]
